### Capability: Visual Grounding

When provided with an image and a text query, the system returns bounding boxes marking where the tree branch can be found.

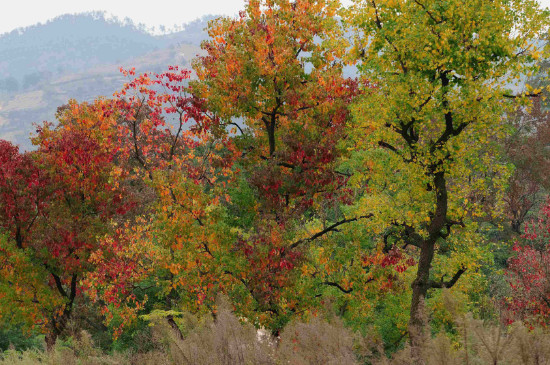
[322,281,353,293]
[429,266,466,289]
[503,92,541,99]
[413,0,444,24]
[378,140,400,154]
[289,214,373,250]
[51,273,68,299]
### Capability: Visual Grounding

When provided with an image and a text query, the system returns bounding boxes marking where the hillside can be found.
[0,12,213,148]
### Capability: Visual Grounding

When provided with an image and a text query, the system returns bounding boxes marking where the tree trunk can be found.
[408,171,448,362]
[408,241,435,362]
[44,273,77,352]
[45,330,57,352]
[167,315,184,341]
[267,119,276,156]
[511,219,521,235]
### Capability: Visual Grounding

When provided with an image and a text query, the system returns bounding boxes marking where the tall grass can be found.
[3,298,550,364]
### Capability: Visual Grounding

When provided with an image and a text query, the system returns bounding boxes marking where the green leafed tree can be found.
[344,0,549,358]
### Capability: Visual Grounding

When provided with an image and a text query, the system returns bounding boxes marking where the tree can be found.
[0,99,133,349]
[504,98,550,234]
[505,198,550,325]
[84,67,240,337]
[345,0,548,358]
[0,142,53,339]
[0,140,46,250]
[192,0,368,331]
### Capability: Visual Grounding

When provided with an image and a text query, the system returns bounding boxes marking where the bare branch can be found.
[429,266,466,289]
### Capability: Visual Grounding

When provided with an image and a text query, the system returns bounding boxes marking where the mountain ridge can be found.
[0,12,214,148]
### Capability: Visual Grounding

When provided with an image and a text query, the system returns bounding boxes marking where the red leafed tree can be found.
[0,140,47,249]
[113,66,226,173]
[505,98,550,234]
[505,198,550,325]
[84,67,240,336]
[0,99,133,349]
[0,141,54,336]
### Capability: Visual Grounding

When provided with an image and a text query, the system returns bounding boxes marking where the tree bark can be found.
[167,315,184,341]
[409,245,434,361]
[45,329,58,352]
[267,117,276,156]
[43,273,77,352]
[408,171,447,362]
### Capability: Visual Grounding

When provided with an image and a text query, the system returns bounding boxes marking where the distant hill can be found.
[0,12,215,148]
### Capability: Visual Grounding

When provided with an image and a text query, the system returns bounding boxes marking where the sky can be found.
[0,0,354,35]
[0,0,549,35]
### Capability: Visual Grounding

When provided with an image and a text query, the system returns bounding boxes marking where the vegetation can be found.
[1,0,550,363]
[0,13,212,149]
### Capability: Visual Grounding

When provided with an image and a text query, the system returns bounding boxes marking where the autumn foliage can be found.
[506,199,550,325]
[0,99,134,348]
[1,0,550,360]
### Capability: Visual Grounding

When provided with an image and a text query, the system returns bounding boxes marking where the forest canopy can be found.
[1,0,550,364]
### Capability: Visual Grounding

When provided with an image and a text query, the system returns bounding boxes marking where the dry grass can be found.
[4,298,550,365]
[278,316,358,365]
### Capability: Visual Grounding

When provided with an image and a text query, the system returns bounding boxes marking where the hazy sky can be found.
[0,0,350,34]
[0,0,548,35]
